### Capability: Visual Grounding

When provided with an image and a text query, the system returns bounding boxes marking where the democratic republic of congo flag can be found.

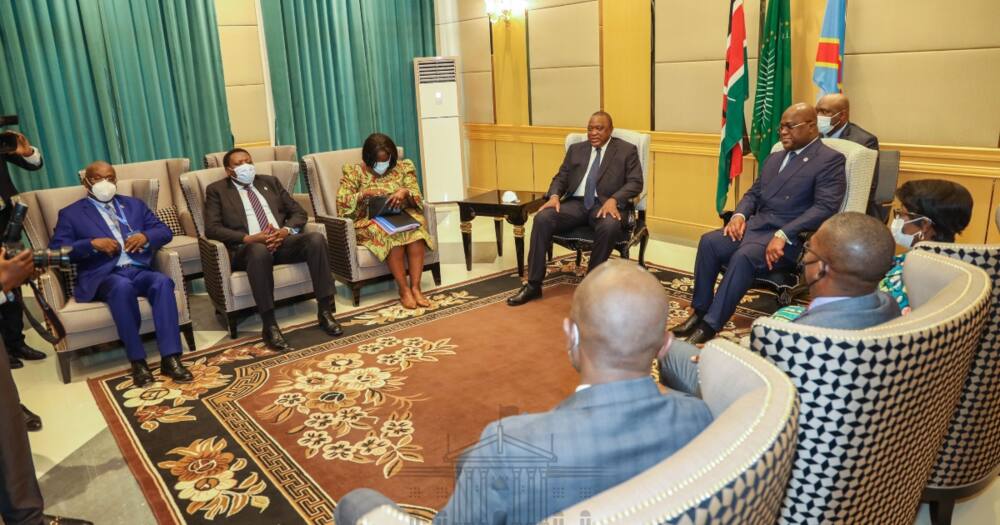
[813,0,847,96]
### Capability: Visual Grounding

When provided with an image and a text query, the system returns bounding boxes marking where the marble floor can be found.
[14,205,998,524]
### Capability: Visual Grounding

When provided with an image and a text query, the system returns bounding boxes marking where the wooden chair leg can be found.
[227,313,238,339]
[181,324,196,352]
[575,249,582,267]
[638,233,649,267]
[57,351,72,384]
[547,245,553,262]
[618,246,629,259]
[929,498,955,525]
[430,263,442,286]
[351,285,362,307]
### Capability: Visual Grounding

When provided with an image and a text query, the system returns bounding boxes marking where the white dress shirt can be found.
[808,296,851,311]
[21,147,41,167]
[236,183,279,235]
[572,141,608,197]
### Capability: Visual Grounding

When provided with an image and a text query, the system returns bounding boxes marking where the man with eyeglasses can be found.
[816,94,882,219]
[674,103,846,344]
[661,212,900,395]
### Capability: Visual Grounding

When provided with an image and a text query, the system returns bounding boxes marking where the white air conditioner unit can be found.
[413,56,466,203]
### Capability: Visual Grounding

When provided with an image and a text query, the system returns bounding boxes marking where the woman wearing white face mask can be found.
[337,133,435,309]
[878,179,973,315]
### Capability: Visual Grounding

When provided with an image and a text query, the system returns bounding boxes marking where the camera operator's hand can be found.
[91,237,121,257]
[124,232,148,253]
[10,131,35,157]
[0,248,34,292]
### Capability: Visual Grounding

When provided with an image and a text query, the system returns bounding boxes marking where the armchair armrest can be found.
[303,220,325,237]
[37,270,66,312]
[316,214,360,281]
[178,209,199,237]
[198,237,235,312]
[153,248,189,323]
[422,203,438,249]
[719,210,813,245]
[294,193,315,219]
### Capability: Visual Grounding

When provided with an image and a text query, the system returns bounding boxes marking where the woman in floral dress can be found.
[337,133,435,309]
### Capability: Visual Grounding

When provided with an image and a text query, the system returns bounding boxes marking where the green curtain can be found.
[0,0,232,191]
[262,0,436,180]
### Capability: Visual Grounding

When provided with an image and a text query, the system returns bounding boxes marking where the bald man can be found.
[662,212,900,395]
[49,162,192,387]
[676,103,847,344]
[336,261,712,525]
[816,93,882,218]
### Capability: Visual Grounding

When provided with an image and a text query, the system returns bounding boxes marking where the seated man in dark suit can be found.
[662,212,901,394]
[204,148,341,352]
[816,93,882,218]
[507,111,643,306]
[336,260,713,524]
[674,103,847,344]
[50,161,192,387]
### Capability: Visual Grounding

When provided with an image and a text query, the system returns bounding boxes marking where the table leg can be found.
[459,205,474,271]
[512,224,527,277]
[494,217,504,257]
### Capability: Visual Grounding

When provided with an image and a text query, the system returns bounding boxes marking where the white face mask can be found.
[890,217,923,249]
[817,111,842,136]
[90,180,117,203]
[233,163,256,185]
[373,161,391,175]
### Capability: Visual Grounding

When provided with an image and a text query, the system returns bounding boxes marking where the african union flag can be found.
[813,0,847,96]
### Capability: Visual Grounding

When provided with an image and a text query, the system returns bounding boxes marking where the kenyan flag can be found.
[717,0,750,213]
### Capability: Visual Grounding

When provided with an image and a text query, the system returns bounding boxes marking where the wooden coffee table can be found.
[457,190,547,277]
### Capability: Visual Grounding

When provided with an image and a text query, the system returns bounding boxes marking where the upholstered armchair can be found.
[79,158,202,279]
[202,145,297,168]
[551,129,651,266]
[301,148,441,306]
[913,240,1000,525]
[350,340,800,524]
[18,180,194,383]
[747,250,990,524]
[179,164,325,338]
[722,138,878,305]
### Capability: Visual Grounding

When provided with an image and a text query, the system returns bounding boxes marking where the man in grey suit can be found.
[336,260,712,524]
[662,212,901,395]
[508,111,643,306]
[816,94,883,219]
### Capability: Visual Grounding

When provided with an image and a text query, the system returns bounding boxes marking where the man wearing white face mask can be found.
[204,148,341,351]
[815,94,882,219]
[49,161,193,387]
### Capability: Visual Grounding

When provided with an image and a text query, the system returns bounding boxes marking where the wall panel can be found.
[495,141,534,191]
[527,1,600,126]
[467,139,498,193]
[846,0,1000,54]
[215,0,269,145]
[532,143,565,192]
[530,67,601,127]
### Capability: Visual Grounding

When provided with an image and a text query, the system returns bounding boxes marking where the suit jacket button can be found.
[784,196,789,200]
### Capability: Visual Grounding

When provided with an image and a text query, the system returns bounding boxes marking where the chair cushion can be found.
[156,205,185,236]
[356,246,385,269]
[164,235,201,276]
[230,263,312,297]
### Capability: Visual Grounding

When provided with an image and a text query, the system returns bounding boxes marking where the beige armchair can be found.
[179,165,325,338]
[18,180,194,383]
[301,149,441,306]
[202,145,297,169]
[352,341,801,524]
[747,250,991,524]
[913,241,1000,525]
[79,158,202,279]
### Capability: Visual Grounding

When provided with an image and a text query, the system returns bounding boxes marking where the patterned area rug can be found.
[90,257,788,524]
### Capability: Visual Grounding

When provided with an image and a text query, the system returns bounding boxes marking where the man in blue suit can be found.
[334,260,713,524]
[50,161,192,387]
[674,103,847,344]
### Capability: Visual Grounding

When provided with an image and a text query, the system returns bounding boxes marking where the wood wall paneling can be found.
[601,0,651,130]
[495,141,534,191]
[491,17,531,125]
[467,139,498,194]
[532,143,565,192]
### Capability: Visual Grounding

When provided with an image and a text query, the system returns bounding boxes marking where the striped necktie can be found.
[104,203,128,238]
[243,185,273,231]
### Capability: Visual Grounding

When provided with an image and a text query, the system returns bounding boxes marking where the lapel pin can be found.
[803,157,809,162]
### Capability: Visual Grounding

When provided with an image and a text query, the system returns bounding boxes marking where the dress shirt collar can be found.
[827,122,848,139]
[808,295,851,311]
[575,384,591,392]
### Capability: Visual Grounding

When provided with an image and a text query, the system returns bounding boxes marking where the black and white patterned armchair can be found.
[748,250,991,524]
[913,241,1000,525]
[351,341,801,524]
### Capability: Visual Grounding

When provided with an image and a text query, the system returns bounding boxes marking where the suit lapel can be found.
[253,177,283,222]
[225,179,250,231]
[763,140,821,201]
[596,138,617,184]
[82,200,116,239]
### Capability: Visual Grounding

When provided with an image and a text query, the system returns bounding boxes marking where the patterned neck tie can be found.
[242,185,273,232]
[104,203,128,238]
[781,150,798,172]
[584,147,601,209]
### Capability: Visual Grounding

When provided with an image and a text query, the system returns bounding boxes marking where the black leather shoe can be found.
[10,344,46,361]
[9,354,23,369]
[22,404,42,432]
[507,283,542,306]
[263,324,294,352]
[318,309,343,336]
[672,311,704,338]
[130,360,154,387]
[686,323,718,345]
[43,514,93,525]
[160,355,193,383]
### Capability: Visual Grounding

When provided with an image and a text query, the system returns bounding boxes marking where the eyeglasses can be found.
[892,208,934,225]
[779,121,810,131]
[801,241,824,266]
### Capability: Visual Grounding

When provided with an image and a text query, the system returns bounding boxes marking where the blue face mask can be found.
[373,161,390,175]
[233,163,255,185]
